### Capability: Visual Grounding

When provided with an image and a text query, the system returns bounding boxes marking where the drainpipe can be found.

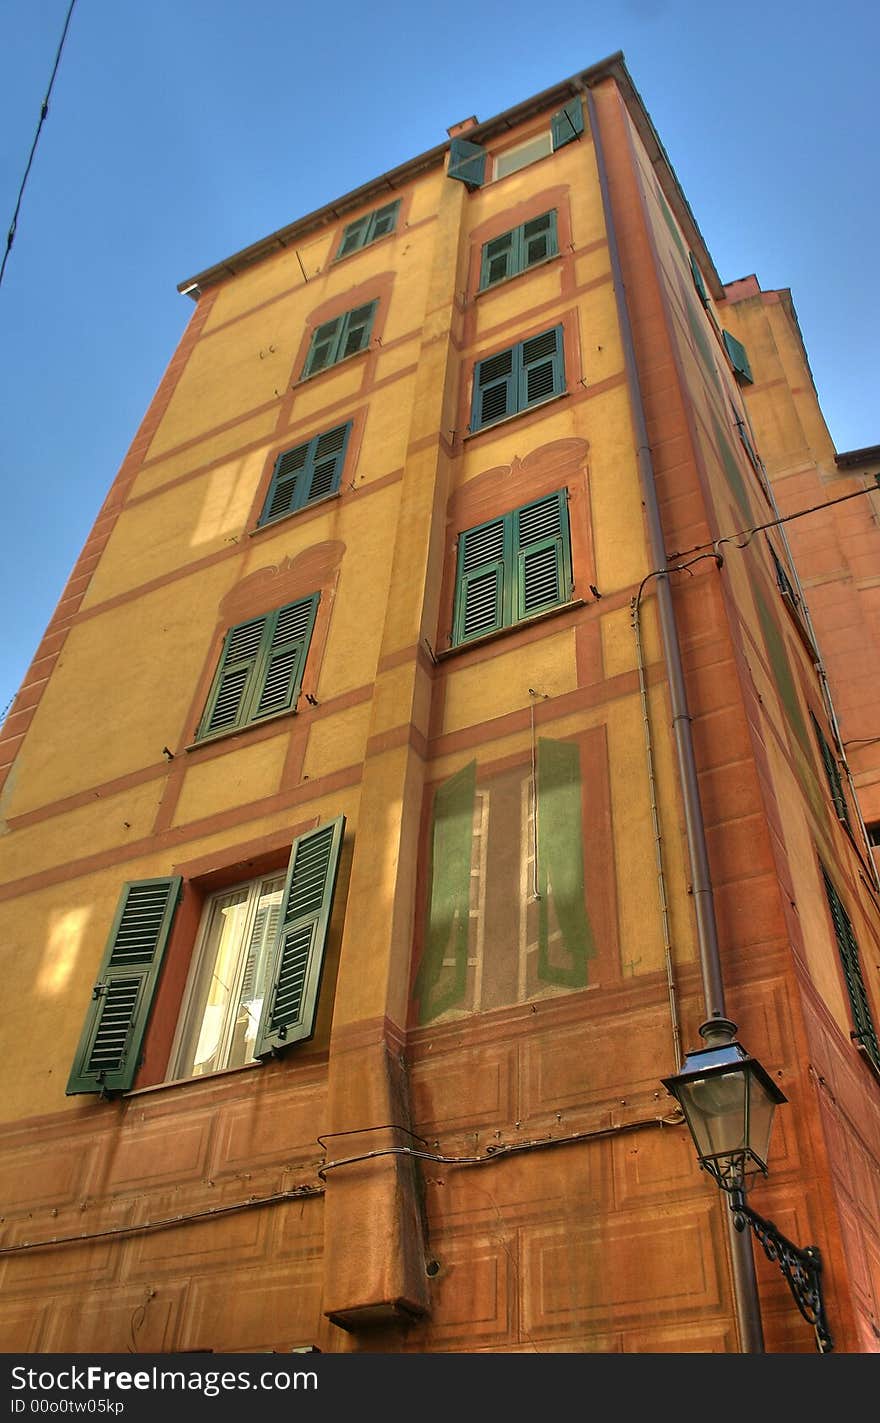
[585,86,765,1354]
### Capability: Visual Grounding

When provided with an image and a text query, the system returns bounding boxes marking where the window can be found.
[470,326,565,432]
[447,97,584,191]
[867,823,880,849]
[336,200,400,259]
[302,302,376,378]
[196,596,319,742]
[453,489,572,645]
[258,423,351,526]
[821,866,880,1072]
[811,712,851,829]
[479,212,558,290]
[66,818,346,1095]
[722,328,754,384]
[768,540,799,609]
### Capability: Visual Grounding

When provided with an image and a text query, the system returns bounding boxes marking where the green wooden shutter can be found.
[304,315,343,377]
[453,517,508,644]
[67,877,181,1095]
[255,816,345,1055]
[198,614,269,739]
[518,326,564,410]
[259,440,312,525]
[522,211,557,268]
[339,301,376,359]
[515,490,570,618]
[448,137,487,190]
[337,214,371,259]
[305,422,350,502]
[722,329,754,384]
[689,252,709,306]
[812,713,851,828]
[369,199,400,240]
[480,229,517,289]
[471,345,516,430]
[250,595,319,721]
[822,868,880,1069]
[551,96,584,150]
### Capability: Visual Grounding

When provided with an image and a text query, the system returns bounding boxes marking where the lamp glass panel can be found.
[745,1067,778,1168]
[680,1068,747,1160]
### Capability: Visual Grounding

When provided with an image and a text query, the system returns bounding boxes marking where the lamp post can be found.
[662,1017,834,1354]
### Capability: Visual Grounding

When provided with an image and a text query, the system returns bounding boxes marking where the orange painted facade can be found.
[1,55,879,1354]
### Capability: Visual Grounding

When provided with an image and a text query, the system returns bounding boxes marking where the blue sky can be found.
[1,0,878,717]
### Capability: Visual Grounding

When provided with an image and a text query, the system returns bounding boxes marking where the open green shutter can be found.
[198,615,268,739]
[251,595,319,721]
[454,518,508,643]
[448,137,486,190]
[722,329,754,384]
[551,96,584,150]
[67,877,181,1095]
[255,816,345,1055]
[689,252,709,305]
[515,490,570,617]
[822,868,880,1069]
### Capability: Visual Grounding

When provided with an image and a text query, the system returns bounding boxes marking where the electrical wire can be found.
[665,479,880,564]
[1,0,78,292]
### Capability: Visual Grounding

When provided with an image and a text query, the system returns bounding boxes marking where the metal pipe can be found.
[586,84,765,1354]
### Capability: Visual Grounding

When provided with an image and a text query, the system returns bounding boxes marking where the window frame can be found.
[451,488,573,647]
[469,324,566,434]
[195,595,319,744]
[257,422,351,527]
[301,301,377,379]
[811,711,851,830]
[478,211,559,291]
[821,865,880,1073]
[334,200,400,261]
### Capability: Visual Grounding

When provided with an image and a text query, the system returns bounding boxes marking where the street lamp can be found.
[662,1017,834,1354]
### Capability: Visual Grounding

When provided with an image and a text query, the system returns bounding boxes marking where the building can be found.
[1,51,879,1355]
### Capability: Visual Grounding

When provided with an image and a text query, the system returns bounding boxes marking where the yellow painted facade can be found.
[0,56,879,1356]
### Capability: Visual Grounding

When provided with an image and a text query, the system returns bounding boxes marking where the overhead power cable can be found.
[0,0,78,291]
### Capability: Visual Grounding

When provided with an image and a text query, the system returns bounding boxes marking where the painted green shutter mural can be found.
[448,137,486,189]
[536,738,595,986]
[258,423,350,526]
[67,877,182,1095]
[821,867,880,1071]
[255,816,345,1055]
[550,96,584,149]
[415,761,476,1022]
[722,329,754,384]
[197,596,319,741]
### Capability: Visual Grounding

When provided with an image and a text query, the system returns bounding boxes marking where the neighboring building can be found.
[1,51,879,1355]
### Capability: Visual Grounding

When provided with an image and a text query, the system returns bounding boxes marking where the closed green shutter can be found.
[452,489,571,645]
[518,326,564,409]
[722,329,754,384]
[255,816,345,1055]
[337,214,371,258]
[472,346,516,429]
[369,199,400,240]
[448,137,487,189]
[199,615,269,738]
[822,868,880,1070]
[689,252,709,305]
[811,713,851,828]
[302,303,376,378]
[515,490,570,618]
[454,517,508,643]
[551,96,584,150]
[258,423,350,526]
[336,201,399,259]
[197,596,318,741]
[67,877,181,1095]
[479,212,558,290]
